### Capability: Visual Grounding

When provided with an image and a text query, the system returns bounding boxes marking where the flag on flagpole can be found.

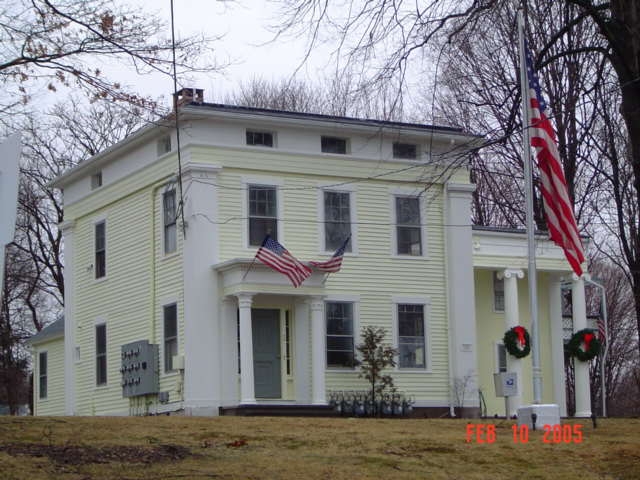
[597,317,607,345]
[310,235,351,273]
[255,236,312,287]
[524,43,586,277]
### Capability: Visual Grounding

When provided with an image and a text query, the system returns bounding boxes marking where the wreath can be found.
[567,328,601,362]
[503,326,531,358]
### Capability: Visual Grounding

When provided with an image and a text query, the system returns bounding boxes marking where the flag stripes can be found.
[310,235,351,273]
[255,236,312,287]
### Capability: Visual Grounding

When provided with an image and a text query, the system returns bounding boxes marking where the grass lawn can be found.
[0,416,638,479]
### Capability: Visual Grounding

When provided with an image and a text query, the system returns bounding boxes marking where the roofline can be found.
[51,103,482,189]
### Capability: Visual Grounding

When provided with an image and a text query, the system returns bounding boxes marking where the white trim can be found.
[37,350,48,400]
[389,188,428,259]
[391,297,431,372]
[159,183,179,257]
[317,186,359,255]
[93,218,108,282]
[241,176,284,249]
[324,297,360,372]
[161,302,179,374]
[492,271,505,313]
[494,341,507,374]
[244,127,278,148]
[94,320,108,388]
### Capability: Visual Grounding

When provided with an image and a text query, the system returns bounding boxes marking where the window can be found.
[496,343,507,373]
[163,189,177,254]
[91,171,103,190]
[324,191,352,252]
[246,130,274,147]
[248,185,277,246]
[96,324,107,386]
[326,302,355,368]
[395,197,422,255]
[398,304,426,368]
[493,272,504,312]
[39,351,48,399]
[95,221,106,279]
[157,135,171,156]
[393,142,417,159]
[321,136,347,154]
[163,304,178,372]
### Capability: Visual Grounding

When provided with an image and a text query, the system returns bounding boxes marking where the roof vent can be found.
[174,87,204,108]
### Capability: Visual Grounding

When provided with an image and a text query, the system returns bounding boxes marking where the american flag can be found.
[310,235,351,273]
[525,43,586,276]
[256,236,312,287]
[597,317,607,345]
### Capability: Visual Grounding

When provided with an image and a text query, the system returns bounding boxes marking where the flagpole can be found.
[518,10,542,404]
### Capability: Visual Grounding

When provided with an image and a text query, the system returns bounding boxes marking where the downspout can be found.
[442,184,455,417]
[585,278,608,417]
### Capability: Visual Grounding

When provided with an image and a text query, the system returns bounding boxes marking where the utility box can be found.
[120,340,159,398]
[494,372,518,397]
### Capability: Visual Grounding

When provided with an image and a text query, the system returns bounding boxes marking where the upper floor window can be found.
[393,142,418,159]
[395,196,422,255]
[493,272,504,312]
[91,171,103,190]
[321,136,348,154]
[398,304,426,369]
[95,221,106,279]
[248,184,277,246]
[324,191,352,252]
[163,189,177,254]
[39,351,48,399]
[96,324,107,386]
[164,304,178,372]
[326,302,355,368]
[246,130,274,147]
[157,135,171,156]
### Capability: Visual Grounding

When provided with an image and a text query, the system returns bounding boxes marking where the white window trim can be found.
[93,216,108,282]
[94,319,108,389]
[38,350,48,400]
[242,176,284,249]
[162,300,180,375]
[493,271,505,313]
[494,341,507,374]
[391,296,431,373]
[325,295,360,372]
[389,187,428,259]
[244,128,277,148]
[317,184,359,255]
[159,185,179,259]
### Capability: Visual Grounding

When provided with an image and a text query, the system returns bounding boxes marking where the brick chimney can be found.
[173,87,204,108]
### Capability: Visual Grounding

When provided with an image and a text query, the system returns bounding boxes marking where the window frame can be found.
[95,323,107,386]
[163,303,178,373]
[392,297,431,372]
[390,189,427,258]
[162,188,178,255]
[94,220,106,279]
[38,351,48,399]
[246,129,275,148]
[157,135,172,156]
[321,135,348,154]
[392,142,418,160]
[242,177,283,249]
[318,185,358,255]
[493,272,505,312]
[325,297,359,370]
[495,341,507,373]
[91,171,103,190]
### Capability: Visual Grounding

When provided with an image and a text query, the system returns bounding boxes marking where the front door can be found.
[252,309,281,398]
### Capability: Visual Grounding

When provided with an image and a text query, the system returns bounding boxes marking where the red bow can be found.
[583,333,594,351]
[513,326,526,348]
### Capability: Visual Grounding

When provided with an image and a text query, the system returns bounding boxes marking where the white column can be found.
[310,296,326,405]
[61,220,76,415]
[237,293,256,404]
[219,298,238,406]
[182,162,222,416]
[445,183,479,411]
[294,299,311,404]
[572,275,592,417]
[549,275,567,416]
[500,268,524,417]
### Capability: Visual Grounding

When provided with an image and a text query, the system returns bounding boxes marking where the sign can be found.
[494,372,518,397]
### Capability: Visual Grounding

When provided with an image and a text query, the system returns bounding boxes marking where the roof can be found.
[472,225,590,240]
[27,317,64,345]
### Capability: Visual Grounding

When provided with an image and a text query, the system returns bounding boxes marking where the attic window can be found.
[321,136,348,154]
[157,135,172,156]
[246,130,274,147]
[393,142,418,159]
[91,171,103,190]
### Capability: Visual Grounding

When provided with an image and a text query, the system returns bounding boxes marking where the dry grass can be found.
[0,416,638,479]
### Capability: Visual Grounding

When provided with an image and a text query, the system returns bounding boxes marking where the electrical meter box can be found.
[120,340,159,398]
[494,372,518,397]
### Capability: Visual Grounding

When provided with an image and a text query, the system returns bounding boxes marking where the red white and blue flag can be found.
[310,235,351,273]
[256,236,312,287]
[525,43,586,276]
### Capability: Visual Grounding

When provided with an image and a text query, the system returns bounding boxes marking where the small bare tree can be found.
[356,326,397,416]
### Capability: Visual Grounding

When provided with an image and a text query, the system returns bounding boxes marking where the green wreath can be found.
[503,326,531,359]
[568,329,601,362]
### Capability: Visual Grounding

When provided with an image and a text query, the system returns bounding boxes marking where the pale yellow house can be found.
[34,88,592,417]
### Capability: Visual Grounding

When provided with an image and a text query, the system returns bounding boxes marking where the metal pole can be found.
[518,10,542,404]
[586,278,608,417]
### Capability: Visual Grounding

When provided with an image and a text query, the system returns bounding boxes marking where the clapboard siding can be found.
[33,338,65,415]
